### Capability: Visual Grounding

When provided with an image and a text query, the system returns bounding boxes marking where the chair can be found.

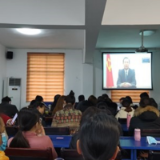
[61,148,83,160]
[118,118,127,124]
[5,147,53,160]
[6,127,18,137]
[148,150,160,160]
[141,129,160,137]
[44,127,70,135]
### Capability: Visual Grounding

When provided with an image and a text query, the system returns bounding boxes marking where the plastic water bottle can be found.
[134,128,141,141]
[127,113,131,128]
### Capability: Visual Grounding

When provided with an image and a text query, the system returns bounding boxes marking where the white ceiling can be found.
[0,0,160,63]
[0,28,84,49]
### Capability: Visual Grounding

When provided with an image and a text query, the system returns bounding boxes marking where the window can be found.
[111,90,149,103]
[27,53,64,102]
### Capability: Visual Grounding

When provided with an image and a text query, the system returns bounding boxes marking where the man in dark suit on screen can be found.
[117,57,136,88]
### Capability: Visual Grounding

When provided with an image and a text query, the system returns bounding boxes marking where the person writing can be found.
[117,57,136,88]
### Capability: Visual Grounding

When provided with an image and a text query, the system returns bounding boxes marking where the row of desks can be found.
[49,135,160,160]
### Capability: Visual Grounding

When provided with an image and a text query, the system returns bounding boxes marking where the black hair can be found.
[140,92,149,99]
[9,108,39,148]
[126,96,133,104]
[139,97,150,108]
[122,98,132,112]
[96,102,112,115]
[123,57,130,63]
[79,110,120,160]
[88,95,97,105]
[78,95,85,102]
[65,95,75,105]
[35,95,43,102]
[29,101,45,109]
[150,98,158,108]
[2,96,11,103]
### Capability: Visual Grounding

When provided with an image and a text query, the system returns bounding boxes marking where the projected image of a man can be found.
[117,57,136,88]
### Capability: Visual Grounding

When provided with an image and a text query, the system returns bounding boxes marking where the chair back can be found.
[44,127,70,135]
[141,129,160,137]
[148,150,160,160]
[6,127,18,137]
[118,118,127,124]
[61,148,83,160]
[5,147,53,160]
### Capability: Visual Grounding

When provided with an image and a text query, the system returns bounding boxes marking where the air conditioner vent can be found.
[9,78,21,86]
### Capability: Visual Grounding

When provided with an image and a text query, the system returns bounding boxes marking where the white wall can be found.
[6,49,90,108]
[0,44,6,100]
[94,49,160,105]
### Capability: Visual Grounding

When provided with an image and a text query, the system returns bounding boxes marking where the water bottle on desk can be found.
[127,113,131,128]
[134,128,141,141]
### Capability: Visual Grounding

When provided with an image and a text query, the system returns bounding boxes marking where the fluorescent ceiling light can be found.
[16,28,41,35]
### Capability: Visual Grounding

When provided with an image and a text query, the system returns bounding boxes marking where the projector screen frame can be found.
[102,52,153,90]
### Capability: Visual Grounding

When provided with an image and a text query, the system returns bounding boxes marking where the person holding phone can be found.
[8,108,57,159]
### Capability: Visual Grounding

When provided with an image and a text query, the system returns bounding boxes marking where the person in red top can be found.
[0,114,11,125]
[8,108,57,159]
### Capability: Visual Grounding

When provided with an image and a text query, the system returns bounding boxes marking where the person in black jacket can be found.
[129,98,160,136]
[0,96,18,118]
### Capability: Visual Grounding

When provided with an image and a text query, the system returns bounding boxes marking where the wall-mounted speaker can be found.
[6,51,13,59]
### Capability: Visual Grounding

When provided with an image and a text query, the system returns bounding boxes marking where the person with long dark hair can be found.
[8,108,57,159]
[77,109,120,160]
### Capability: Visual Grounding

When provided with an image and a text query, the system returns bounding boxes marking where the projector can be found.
[135,47,148,53]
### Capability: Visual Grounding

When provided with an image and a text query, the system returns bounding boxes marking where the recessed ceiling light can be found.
[16,28,41,35]
[139,30,155,36]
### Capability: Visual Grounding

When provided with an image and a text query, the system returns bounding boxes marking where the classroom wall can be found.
[5,49,93,108]
[0,44,6,100]
[93,49,160,106]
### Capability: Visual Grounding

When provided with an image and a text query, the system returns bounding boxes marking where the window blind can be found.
[27,53,64,102]
[111,90,149,103]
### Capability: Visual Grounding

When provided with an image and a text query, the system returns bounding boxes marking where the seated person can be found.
[117,57,136,88]
[28,101,47,127]
[70,107,122,149]
[77,108,120,160]
[52,94,82,134]
[8,108,57,159]
[0,117,8,151]
[115,98,135,120]
[129,98,160,136]
[0,96,18,118]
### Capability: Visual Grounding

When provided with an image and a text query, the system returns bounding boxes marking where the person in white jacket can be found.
[115,98,135,120]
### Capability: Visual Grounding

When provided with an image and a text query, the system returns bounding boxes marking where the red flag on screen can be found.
[106,54,114,87]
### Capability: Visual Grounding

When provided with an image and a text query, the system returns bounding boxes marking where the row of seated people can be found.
[0,91,160,159]
[0,106,122,160]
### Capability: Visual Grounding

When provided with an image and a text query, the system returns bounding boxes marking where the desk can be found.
[120,137,160,160]
[49,135,72,148]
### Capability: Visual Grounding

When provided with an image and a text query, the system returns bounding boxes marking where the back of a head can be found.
[88,95,97,105]
[126,96,133,104]
[35,95,43,102]
[65,95,75,105]
[10,108,39,148]
[96,102,112,115]
[140,92,149,99]
[78,111,120,160]
[54,94,61,101]
[29,101,45,109]
[139,97,151,108]
[122,98,132,112]
[78,95,85,102]
[149,98,158,108]
[2,96,11,103]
